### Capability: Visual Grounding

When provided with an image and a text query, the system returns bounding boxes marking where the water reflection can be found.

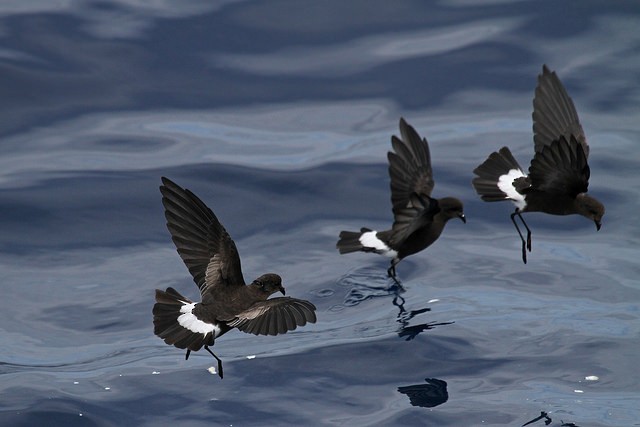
[522,411,581,427]
[392,294,454,341]
[339,267,404,307]
[397,377,448,408]
[338,267,455,340]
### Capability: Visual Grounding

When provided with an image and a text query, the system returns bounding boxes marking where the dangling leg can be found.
[510,210,531,264]
[387,260,404,289]
[521,213,532,252]
[185,349,191,360]
[387,263,396,279]
[204,345,224,379]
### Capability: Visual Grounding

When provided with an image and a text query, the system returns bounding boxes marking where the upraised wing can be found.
[160,177,245,302]
[388,118,434,211]
[532,65,588,157]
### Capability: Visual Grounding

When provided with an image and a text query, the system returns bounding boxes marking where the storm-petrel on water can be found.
[472,65,605,263]
[153,177,316,378]
[337,118,466,280]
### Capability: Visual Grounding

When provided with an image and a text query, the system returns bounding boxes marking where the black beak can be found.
[459,213,466,224]
[279,286,286,296]
[595,220,601,231]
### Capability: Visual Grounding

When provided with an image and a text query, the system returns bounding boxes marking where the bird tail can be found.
[336,229,368,254]
[472,147,524,202]
[152,287,212,352]
[336,227,390,256]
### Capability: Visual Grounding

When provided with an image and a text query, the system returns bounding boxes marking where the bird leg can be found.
[185,349,191,360]
[510,210,532,264]
[205,345,224,379]
[387,263,406,290]
[387,263,396,279]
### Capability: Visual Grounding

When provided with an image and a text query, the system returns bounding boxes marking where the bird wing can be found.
[226,297,317,336]
[527,135,590,197]
[532,65,588,157]
[388,118,434,212]
[389,193,440,247]
[160,177,245,302]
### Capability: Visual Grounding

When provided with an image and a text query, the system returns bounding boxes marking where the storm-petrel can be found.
[153,177,317,378]
[337,118,466,280]
[472,65,605,263]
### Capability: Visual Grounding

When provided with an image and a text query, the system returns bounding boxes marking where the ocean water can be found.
[1,1,639,426]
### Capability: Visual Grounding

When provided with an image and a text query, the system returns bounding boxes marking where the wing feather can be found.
[228,298,317,336]
[389,193,440,247]
[528,135,590,197]
[533,65,588,156]
[160,177,246,301]
[388,118,435,211]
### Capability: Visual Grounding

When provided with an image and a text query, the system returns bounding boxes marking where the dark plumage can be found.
[153,177,316,378]
[472,65,605,263]
[337,118,465,280]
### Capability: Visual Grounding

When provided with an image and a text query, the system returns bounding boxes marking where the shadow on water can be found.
[397,377,449,408]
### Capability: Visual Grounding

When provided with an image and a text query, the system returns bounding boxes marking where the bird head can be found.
[252,273,285,296]
[438,197,466,224]
[576,193,604,231]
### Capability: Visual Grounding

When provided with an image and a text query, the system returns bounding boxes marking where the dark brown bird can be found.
[472,65,605,263]
[337,118,465,281]
[153,177,316,378]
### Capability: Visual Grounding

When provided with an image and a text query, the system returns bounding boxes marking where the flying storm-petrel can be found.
[472,65,605,263]
[153,177,317,378]
[337,118,466,281]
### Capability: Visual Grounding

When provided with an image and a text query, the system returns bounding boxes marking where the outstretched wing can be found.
[388,118,434,211]
[389,193,440,247]
[532,65,588,157]
[528,135,590,197]
[226,297,317,336]
[160,177,245,302]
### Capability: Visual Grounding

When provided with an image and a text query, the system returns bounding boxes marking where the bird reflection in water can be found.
[521,411,580,427]
[340,267,406,307]
[393,293,454,340]
[397,377,448,408]
[339,267,454,340]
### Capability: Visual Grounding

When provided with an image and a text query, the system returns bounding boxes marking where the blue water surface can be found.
[1,1,639,426]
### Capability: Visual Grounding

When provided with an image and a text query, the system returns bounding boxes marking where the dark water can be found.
[1,1,639,426]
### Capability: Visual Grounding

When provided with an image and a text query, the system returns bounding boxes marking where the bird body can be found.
[153,177,316,378]
[337,118,465,279]
[472,65,604,263]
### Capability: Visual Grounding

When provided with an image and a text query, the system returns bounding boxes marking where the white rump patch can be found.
[497,169,527,210]
[178,303,221,336]
[359,230,398,258]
